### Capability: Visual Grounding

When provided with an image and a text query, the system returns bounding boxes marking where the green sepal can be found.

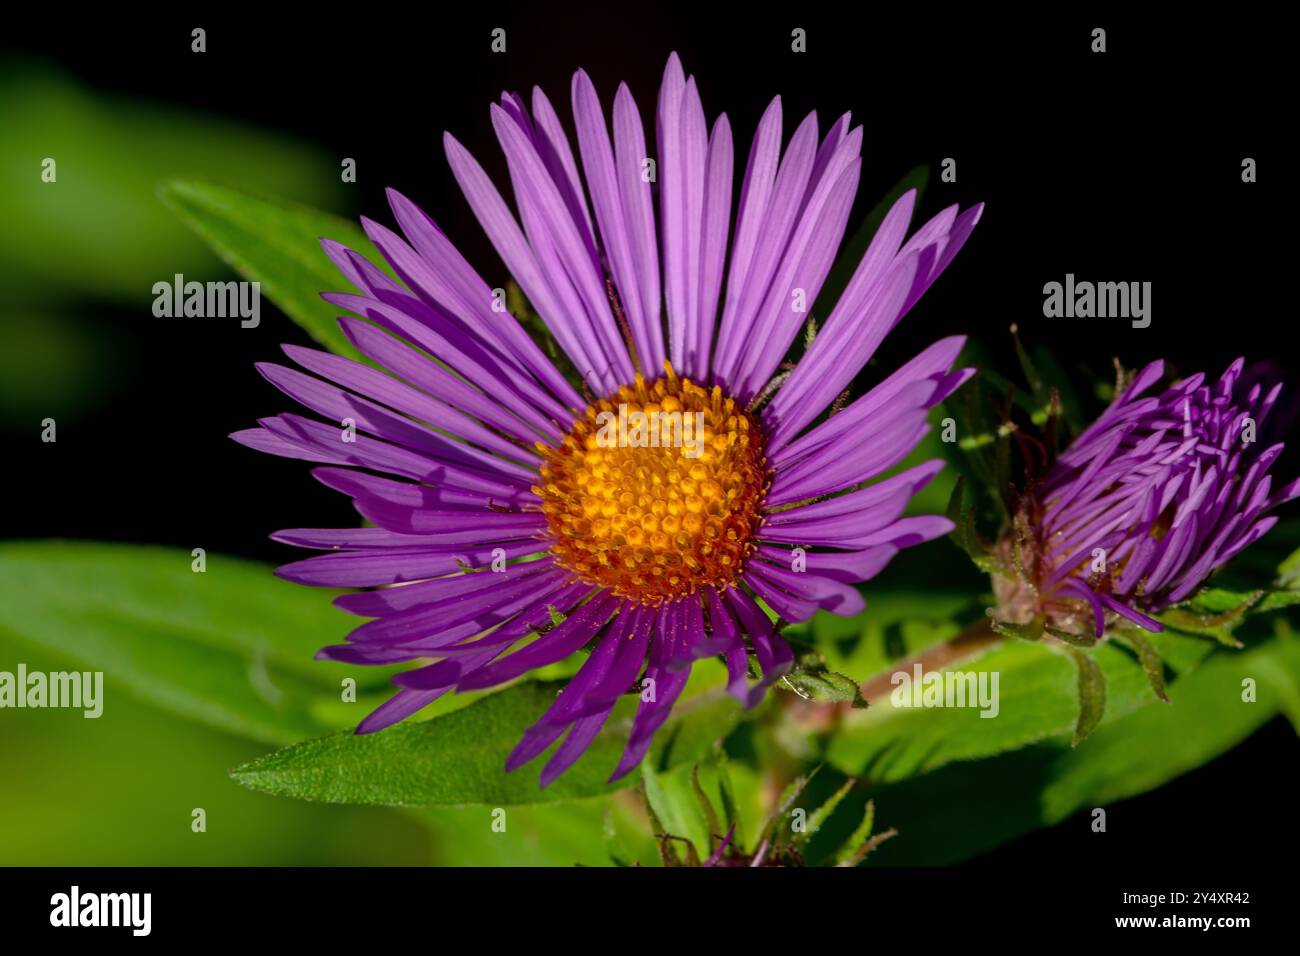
[1061,646,1107,746]
[1114,629,1170,702]
[945,476,999,572]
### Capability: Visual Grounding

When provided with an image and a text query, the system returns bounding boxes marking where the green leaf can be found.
[159,180,391,360]
[231,663,743,807]
[0,628,430,866]
[862,631,1300,865]
[825,627,1212,783]
[782,667,866,706]
[0,540,389,745]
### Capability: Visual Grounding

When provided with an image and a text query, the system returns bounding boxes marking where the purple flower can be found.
[234,53,981,785]
[997,358,1300,638]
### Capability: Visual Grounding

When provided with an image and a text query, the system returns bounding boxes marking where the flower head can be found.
[235,53,981,785]
[996,358,1300,638]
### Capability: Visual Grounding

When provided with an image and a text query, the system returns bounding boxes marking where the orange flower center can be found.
[534,364,768,605]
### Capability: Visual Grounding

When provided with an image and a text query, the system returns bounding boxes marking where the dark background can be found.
[4,5,1291,873]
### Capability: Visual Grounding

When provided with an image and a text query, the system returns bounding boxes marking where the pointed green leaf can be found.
[781,664,867,707]
[755,769,815,855]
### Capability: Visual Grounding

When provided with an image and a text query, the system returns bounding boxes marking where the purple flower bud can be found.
[995,359,1300,638]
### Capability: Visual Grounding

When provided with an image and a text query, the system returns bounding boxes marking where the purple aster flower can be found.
[995,358,1300,639]
[234,53,981,785]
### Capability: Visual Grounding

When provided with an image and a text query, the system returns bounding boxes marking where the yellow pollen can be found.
[533,362,768,605]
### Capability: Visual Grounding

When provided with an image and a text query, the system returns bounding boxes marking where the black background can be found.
[4,5,1293,875]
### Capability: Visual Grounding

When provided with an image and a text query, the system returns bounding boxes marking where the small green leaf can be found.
[159,180,392,361]
[1064,646,1106,746]
[780,650,868,708]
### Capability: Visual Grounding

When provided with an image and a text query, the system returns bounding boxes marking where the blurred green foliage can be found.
[0,59,343,306]
[0,59,349,426]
